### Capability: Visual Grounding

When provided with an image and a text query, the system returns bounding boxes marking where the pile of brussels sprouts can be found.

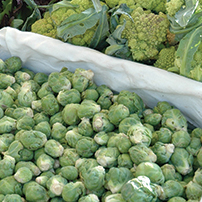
[0,56,202,202]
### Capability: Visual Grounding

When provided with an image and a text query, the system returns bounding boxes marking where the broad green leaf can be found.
[92,0,102,13]
[10,19,24,29]
[0,0,12,22]
[51,0,79,13]
[57,8,100,41]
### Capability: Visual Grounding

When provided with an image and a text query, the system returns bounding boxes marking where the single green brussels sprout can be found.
[135,162,165,185]
[0,90,14,110]
[94,131,110,146]
[128,143,157,165]
[92,112,115,133]
[2,194,24,202]
[14,71,30,84]
[20,68,35,79]
[23,181,49,202]
[16,115,35,130]
[151,142,175,165]
[77,99,101,119]
[78,194,99,202]
[95,146,120,168]
[161,164,182,182]
[62,103,80,125]
[127,123,152,146]
[34,121,51,138]
[18,130,47,151]
[78,117,94,137]
[46,175,67,197]
[0,133,15,153]
[50,112,66,126]
[0,176,22,195]
[144,112,162,126]
[4,56,22,74]
[105,167,133,193]
[82,165,105,191]
[151,127,173,145]
[72,68,94,92]
[41,94,60,116]
[161,109,187,132]
[0,116,17,133]
[107,133,132,153]
[51,122,67,142]
[101,191,113,202]
[18,148,34,162]
[13,107,34,120]
[193,168,202,186]
[65,128,83,148]
[161,180,184,200]
[81,89,99,101]
[118,115,141,135]
[33,112,49,125]
[108,103,130,126]
[153,101,173,114]
[36,153,55,171]
[37,82,53,98]
[44,139,64,158]
[4,107,15,118]
[118,154,133,169]
[171,147,194,175]
[60,166,78,181]
[31,100,42,112]
[105,193,126,202]
[4,86,17,100]
[172,130,191,148]
[0,155,15,179]
[186,137,202,156]
[76,137,99,158]
[167,197,186,202]
[14,167,33,184]
[62,181,86,202]
[185,181,202,200]
[48,71,71,93]
[121,176,158,202]
[0,73,15,89]
[191,127,202,138]
[59,148,80,167]
[117,90,145,115]
[33,72,48,85]
[21,80,40,92]
[57,89,81,106]
[35,175,49,187]
[59,67,73,82]
[11,82,21,94]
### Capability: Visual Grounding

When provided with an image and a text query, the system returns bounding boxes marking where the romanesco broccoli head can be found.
[154,46,176,70]
[104,0,136,9]
[165,0,185,17]
[120,7,170,61]
[134,0,167,13]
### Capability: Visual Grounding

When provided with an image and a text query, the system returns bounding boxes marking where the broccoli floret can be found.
[165,0,185,17]
[154,46,176,70]
[119,7,170,61]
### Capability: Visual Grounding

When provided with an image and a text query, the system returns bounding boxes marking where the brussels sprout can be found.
[57,89,81,106]
[105,193,126,202]
[46,175,67,196]
[31,100,42,112]
[117,90,145,115]
[0,176,22,195]
[72,68,94,92]
[81,89,99,101]
[186,137,202,156]
[33,72,48,85]
[127,123,152,146]
[59,67,74,82]
[23,181,49,202]
[92,112,115,133]
[153,101,173,114]
[128,143,157,165]
[60,166,78,181]
[62,103,80,125]
[33,112,49,125]
[36,153,55,171]
[94,131,109,146]
[34,121,51,138]
[0,116,17,133]
[44,139,64,158]
[171,147,194,175]
[143,112,162,126]
[14,167,33,184]
[16,115,35,130]
[59,148,80,167]
[95,147,120,168]
[2,194,24,202]
[62,181,86,202]
[0,133,15,153]
[78,194,99,202]
[196,148,202,167]
[65,128,83,148]
[78,117,94,137]
[18,130,47,151]
[0,90,14,110]
[21,80,40,92]
[105,167,133,193]
[50,112,66,126]
[193,168,202,186]
[161,109,187,132]
[76,137,99,158]
[4,56,22,74]
[167,197,186,202]
[185,181,202,200]
[37,82,53,98]
[15,71,30,84]
[48,72,71,93]
[13,107,34,120]
[151,142,175,165]
[108,103,130,126]
[0,155,15,179]
[121,176,158,202]
[162,180,184,200]
[135,162,165,185]
[161,164,182,181]
[118,154,133,169]
[4,86,17,101]
[41,94,60,116]
[171,130,191,148]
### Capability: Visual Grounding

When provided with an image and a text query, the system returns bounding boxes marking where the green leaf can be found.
[92,0,102,13]
[10,19,24,29]
[0,0,13,23]
[56,8,100,41]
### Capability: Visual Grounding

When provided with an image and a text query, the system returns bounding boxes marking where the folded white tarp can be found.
[0,27,202,128]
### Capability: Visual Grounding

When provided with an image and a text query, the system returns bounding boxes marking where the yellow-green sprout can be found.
[0,155,15,179]
[60,166,78,181]
[33,72,48,85]
[3,56,22,74]
[36,153,55,172]
[78,117,94,137]
[0,73,15,89]
[14,167,33,184]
